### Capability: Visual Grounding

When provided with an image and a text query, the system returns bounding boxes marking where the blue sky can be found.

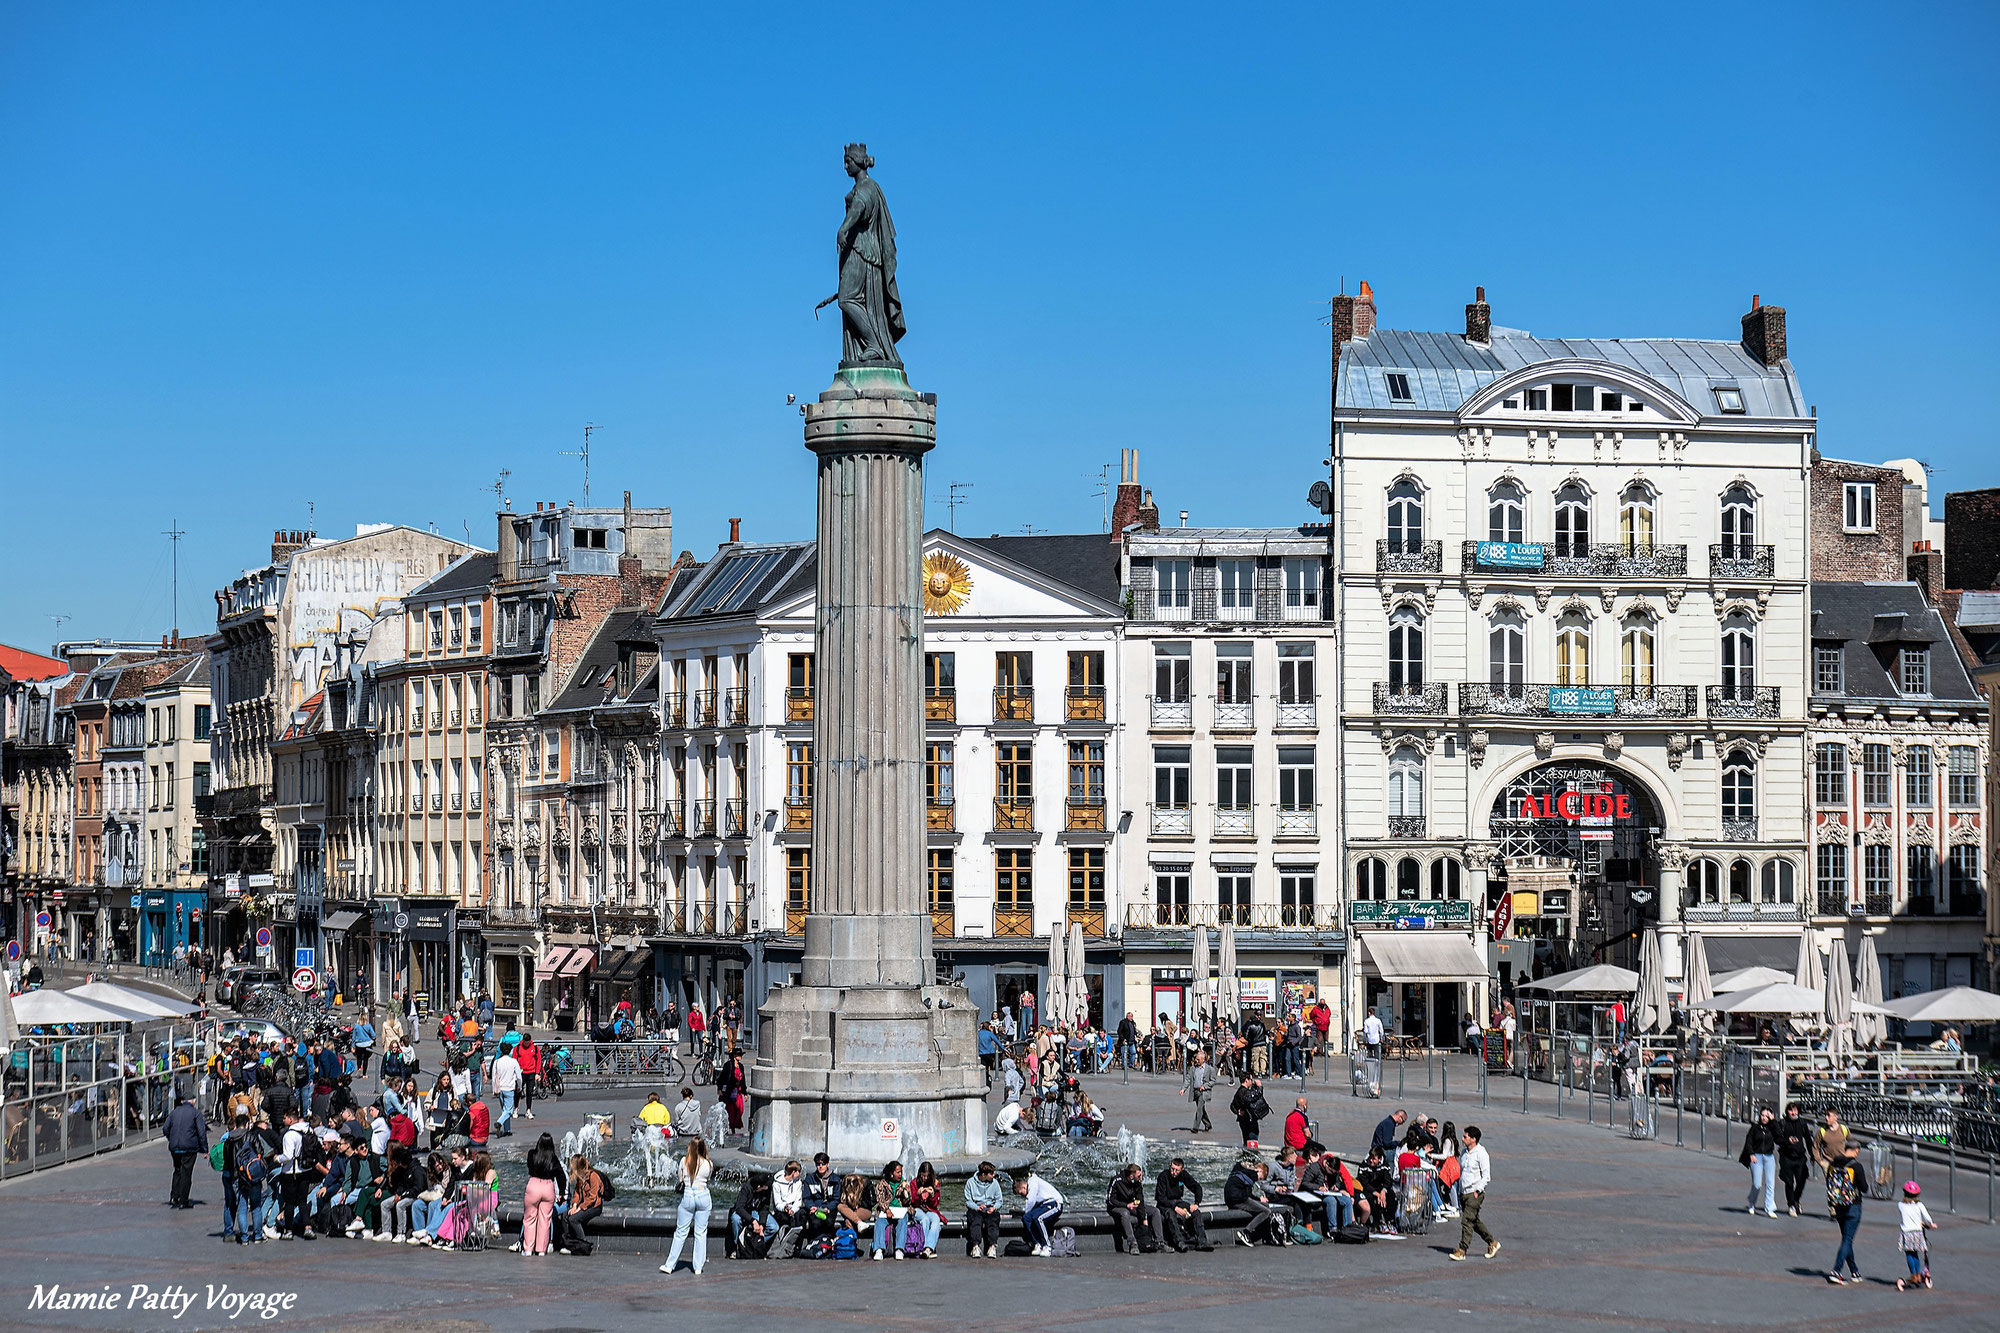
[3,2,1996,644]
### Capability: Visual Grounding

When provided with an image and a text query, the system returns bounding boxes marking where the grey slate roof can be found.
[410,551,498,600]
[544,609,656,714]
[1810,582,1981,703]
[1337,326,1804,418]
[961,533,1122,605]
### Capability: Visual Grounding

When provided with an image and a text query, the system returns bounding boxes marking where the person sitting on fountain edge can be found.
[801,1152,842,1244]
[1154,1156,1213,1252]
[638,1093,671,1132]
[1014,1170,1065,1257]
[672,1088,702,1138]
[1106,1163,1163,1253]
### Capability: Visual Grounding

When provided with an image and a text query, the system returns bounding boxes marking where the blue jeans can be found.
[1748,1154,1776,1213]
[1323,1191,1355,1231]
[908,1211,942,1251]
[1832,1203,1862,1276]
[229,1183,259,1241]
[256,1188,282,1233]
[412,1197,446,1235]
[1025,1201,1062,1249]
[498,1089,516,1133]
[666,1188,712,1273]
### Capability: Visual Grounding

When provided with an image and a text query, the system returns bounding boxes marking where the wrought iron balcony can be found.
[1949,891,1987,917]
[690,902,715,934]
[692,690,718,727]
[1066,908,1107,936]
[1213,699,1254,730]
[1458,682,1696,719]
[430,794,443,812]
[1213,804,1253,837]
[1816,889,1848,917]
[723,799,748,838]
[410,708,424,731]
[1279,596,1324,622]
[469,792,482,811]
[660,806,685,838]
[784,906,807,935]
[1276,805,1316,836]
[1387,815,1427,838]
[1150,804,1192,836]
[449,709,462,728]
[450,793,463,812]
[1150,697,1192,728]
[1709,543,1776,578]
[723,688,748,727]
[1459,540,1688,577]
[925,688,955,723]
[785,799,813,831]
[993,799,1034,831]
[993,687,1035,723]
[1065,798,1107,831]
[1707,685,1781,719]
[1377,539,1442,574]
[785,688,813,723]
[1374,682,1449,715]
[661,694,686,729]
[722,902,748,934]
[468,709,482,727]
[1065,687,1106,722]
[1850,890,1893,916]
[1683,901,1802,922]
[691,800,716,837]
[1275,699,1316,729]
[926,799,954,832]
[993,908,1035,938]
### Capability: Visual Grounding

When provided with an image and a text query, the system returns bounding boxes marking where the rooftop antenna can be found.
[561,424,597,506]
[491,468,512,511]
[1090,462,1113,531]
[162,518,185,638]
[1019,523,1047,535]
[930,481,973,532]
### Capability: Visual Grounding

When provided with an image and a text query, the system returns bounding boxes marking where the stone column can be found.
[1656,843,1687,982]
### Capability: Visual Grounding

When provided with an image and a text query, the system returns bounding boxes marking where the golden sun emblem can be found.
[923,551,973,615]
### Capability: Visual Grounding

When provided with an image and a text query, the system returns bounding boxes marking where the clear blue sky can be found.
[3,2,1995,645]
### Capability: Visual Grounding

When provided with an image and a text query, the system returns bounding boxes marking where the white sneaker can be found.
[987,1245,1000,1258]
[658,1261,674,1273]
[374,1233,394,1243]
[1032,1245,1050,1257]
[261,1226,280,1241]
[345,1219,366,1234]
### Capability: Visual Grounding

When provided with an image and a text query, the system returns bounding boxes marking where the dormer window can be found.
[1501,397,1519,410]
[1598,390,1622,412]
[1713,386,1746,413]
[1385,372,1413,402]
[1550,383,1579,411]
[1900,646,1930,696]
[1526,388,1548,411]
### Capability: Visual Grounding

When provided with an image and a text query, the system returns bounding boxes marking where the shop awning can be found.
[608,950,654,985]
[557,948,594,978]
[1359,932,1490,984]
[321,910,365,935]
[535,946,578,981]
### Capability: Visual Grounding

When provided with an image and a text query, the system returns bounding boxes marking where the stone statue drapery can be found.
[833,144,905,369]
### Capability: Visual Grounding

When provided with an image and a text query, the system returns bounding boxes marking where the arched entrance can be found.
[1488,761,1662,973]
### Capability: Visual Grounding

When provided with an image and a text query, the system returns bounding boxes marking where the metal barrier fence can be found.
[1,1026,199,1179]
[467,1039,694,1090]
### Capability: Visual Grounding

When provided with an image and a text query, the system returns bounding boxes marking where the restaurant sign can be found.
[1515,788,1633,821]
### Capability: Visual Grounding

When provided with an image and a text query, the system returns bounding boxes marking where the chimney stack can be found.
[728,517,742,543]
[1329,279,1378,411]
[1741,294,1787,366]
[1109,449,1144,542]
[1137,488,1160,532]
[1907,544,1944,606]
[619,554,644,606]
[1464,285,1491,343]
[271,529,311,563]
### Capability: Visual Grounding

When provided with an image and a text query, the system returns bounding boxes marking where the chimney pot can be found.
[1476,286,1485,302]
[1752,294,1761,309]
[728,517,741,543]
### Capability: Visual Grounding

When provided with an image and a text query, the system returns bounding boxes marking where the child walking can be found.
[1896,1180,1937,1291]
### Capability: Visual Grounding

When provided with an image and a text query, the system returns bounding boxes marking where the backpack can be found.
[1334,1221,1371,1245]
[832,1226,859,1260]
[903,1220,928,1256]
[209,1140,228,1172]
[294,1132,324,1174]
[1002,1238,1034,1257]
[1289,1223,1324,1245]
[798,1234,835,1260]
[1049,1226,1078,1258]
[1827,1165,1861,1209]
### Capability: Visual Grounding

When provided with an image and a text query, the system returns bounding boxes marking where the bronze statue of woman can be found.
[831,143,906,369]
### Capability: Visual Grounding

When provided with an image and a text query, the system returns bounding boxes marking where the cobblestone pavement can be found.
[5,1042,1997,1331]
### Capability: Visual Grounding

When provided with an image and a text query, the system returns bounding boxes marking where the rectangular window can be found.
[1216,868,1252,926]
[925,741,955,806]
[995,742,1033,803]
[1217,559,1255,617]
[1215,745,1252,808]
[1066,650,1104,720]
[149,709,160,744]
[1714,386,1745,413]
[1899,647,1930,696]
[1277,746,1315,810]
[164,763,175,808]
[1863,844,1893,902]
[1153,745,1192,817]
[1906,747,1934,808]
[1384,372,1412,401]
[1155,559,1192,613]
[1215,642,1252,707]
[927,848,955,917]
[468,604,483,649]
[1861,743,1892,806]
[1907,845,1935,902]
[1598,390,1622,412]
[995,848,1032,913]
[1551,383,1576,411]
[786,848,810,915]
[996,651,1032,689]
[1154,643,1191,703]
[1947,844,1980,905]
[1154,865,1190,923]
[1276,643,1314,723]
[1067,847,1105,914]
[1526,387,1548,411]
[193,704,210,740]
[1066,740,1105,802]
[1279,869,1316,924]
[1813,645,1844,694]
[925,650,954,695]
[448,606,464,648]
[1948,746,1979,805]
[1843,481,1876,532]
[786,742,813,806]
[1816,843,1847,903]
[1282,558,1320,613]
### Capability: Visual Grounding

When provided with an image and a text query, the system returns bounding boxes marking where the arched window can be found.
[1728,858,1753,904]
[1621,615,1656,690]
[1619,482,1655,548]
[1720,485,1757,557]
[1689,857,1721,904]
[1555,482,1591,555]
[1488,610,1526,691]
[1723,751,1757,835]
[1396,856,1422,901]
[1356,857,1387,901]
[1556,611,1591,686]
[1429,858,1462,900]
[1760,859,1796,904]
[1388,607,1426,694]
[1387,746,1425,818]
[1488,481,1525,544]
[1721,613,1757,699]
[1386,479,1424,553]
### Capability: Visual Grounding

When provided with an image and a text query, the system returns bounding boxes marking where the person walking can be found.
[659,1137,715,1275]
[350,1010,377,1082]
[1229,1074,1269,1150]
[1362,1009,1385,1096]
[1825,1143,1866,1283]
[1741,1107,1778,1216]
[490,1043,522,1139]
[1775,1104,1813,1217]
[1447,1125,1498,1261]
[163,1090,208,1210]
[1185,1048,1216,1134]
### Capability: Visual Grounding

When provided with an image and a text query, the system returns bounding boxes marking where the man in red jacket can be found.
[1284,1095,1312,1153]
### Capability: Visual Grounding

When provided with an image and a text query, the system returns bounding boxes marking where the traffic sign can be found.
[294,947,315,970]
[255,927,272,949]
[291,967,316,993]
[5,940,20,961]
[393,912,409,932]
[35,911,51,929]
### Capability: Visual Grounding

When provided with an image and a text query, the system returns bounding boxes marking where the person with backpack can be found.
[834,1175,874,1258]
[963,1160,1005,1257]
[1223,1158,1290,1247]
[1825,1142,1867,1284]
[1013,1170,1065,1257]
[1775,1104,1814,1217]
[275,1111,319,1238]
[1229,1074,1269,1149]
[725,1169,777,1260]
[219,1113,259,1243]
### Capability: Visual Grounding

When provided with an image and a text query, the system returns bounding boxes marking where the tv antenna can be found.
[561,424,597,505]
[1090,463,1113,531]
[492,468,512,510]
[929,481,972,532]
[163,518,185,637]
[1019,523,1047,536]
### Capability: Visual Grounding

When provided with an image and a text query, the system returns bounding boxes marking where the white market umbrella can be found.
[1518,963,1641,994]
[1066,923,1090,1032]
[1710,966,1792,994]
[68,981,198,1019]
[1045,924,1069,1030]
[11,989,154,1026]
[1853,937,1886,1047]
[1189,925,1211,1025]
[1,986,17,1052]
[1634,929,1667,1034]
[1824,949,1855,1059]
[1217,922,1240,1024]
[1691,982,1829,1017]
[1878,986,2000,1024]
[1792,933,1824,994]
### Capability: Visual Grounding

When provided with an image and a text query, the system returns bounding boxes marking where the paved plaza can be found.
[4,1044,1999,1331]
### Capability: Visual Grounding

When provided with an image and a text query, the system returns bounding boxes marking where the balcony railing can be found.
[785,688,814,723]
[1707,685,1781,719]
[692,691,719,727]
[410,708,424,731]
[1280,596,1324,622]
[468,708,482,727]
[1065,908,1107,936]
[661,694,686,728]
[722,688,748,726]
[1387,815,1427,838]
[1683,901,1803,922]
[1151,804,1192,836]
[722,902,748,934]
[785,906,808,935]
[410,795,425,814]
[1458,682,1696,719]
[1721,817,1758,841]
[1276,806,1316,837]
[724,799,749,838]
[450,793,463,812]
[1858,890,1892,916]
[430,794,444,812]
[1065,798,1107,831]
[691,902,715,934]
[1949,891,1987,917]
[1213,699,1254,730]
[1374,682,1449,715]
[1377,539,1443,573]
[1816,889,1849,917]
[1150,697,1193,728]
[1213,804,1253,837]
[660,806,685,838]
[785,799,813,831]
[469,792,483,811]
[692,800,716,837]
[430,711,443,733]
[1710,543,1776,578]
[925,688,956,723]
[994,908,1035,937]
[926,799,955,832]
[993,687,1035,723]
[1065,687,1106,722]
[1459,540,1688,577]
[1127,902,1341,930]
[930,909,954,938]
[993,799,1034,831]
[1275,700,1316,728]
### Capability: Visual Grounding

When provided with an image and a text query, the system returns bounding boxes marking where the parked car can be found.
[223,968,284,1010]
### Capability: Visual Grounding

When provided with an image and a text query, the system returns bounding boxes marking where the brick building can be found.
[1946,488,2000,594]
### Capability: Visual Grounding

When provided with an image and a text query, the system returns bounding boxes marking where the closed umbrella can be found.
[1066,923,1090,1031]
[1045,923,1069,1030]
[1792,933,1824,994]
[1634,929,1666,1034]
[1823,948,1855,1059]
[1217,922,1240,1024]
[1189,925,1211,1025]
[1853,937,1886,1047]
[1683,932,1715,1031]
[0,985,16,1053]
